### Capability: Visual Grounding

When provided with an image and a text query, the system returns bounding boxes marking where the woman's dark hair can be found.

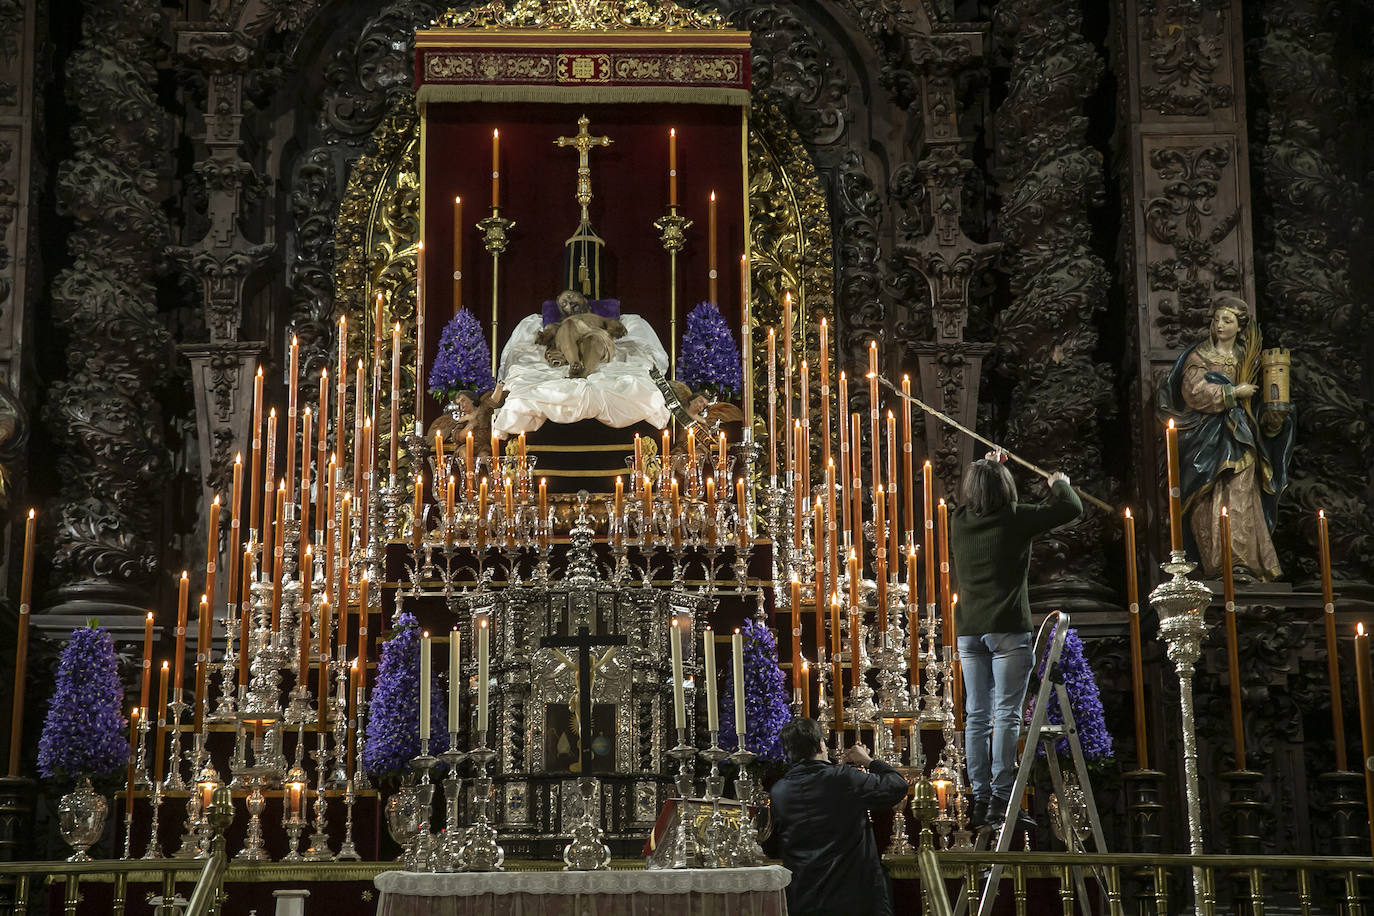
[961,459,1017,516]
[780,717,825,764]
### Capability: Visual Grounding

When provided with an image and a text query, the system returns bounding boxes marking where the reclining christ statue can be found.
[536,290,626,378]
[492,289,671,437]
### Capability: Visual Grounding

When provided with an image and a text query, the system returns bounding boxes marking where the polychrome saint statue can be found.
[1158,296,1295,581]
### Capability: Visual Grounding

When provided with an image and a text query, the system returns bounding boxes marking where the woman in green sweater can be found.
[951,451,1082,830]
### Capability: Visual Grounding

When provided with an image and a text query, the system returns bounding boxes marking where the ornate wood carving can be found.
[990,0,1115,595]
[0,0,38,526]
[1135,0,1236,118]
[285,0,444,396]
[168,29,271,540]
[897,26,1000,498]
[1250,0,1374,584]
[44,0,173,613]
[1119,0,1255,576]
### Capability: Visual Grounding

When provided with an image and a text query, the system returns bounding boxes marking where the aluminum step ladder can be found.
[954,610,1120,916]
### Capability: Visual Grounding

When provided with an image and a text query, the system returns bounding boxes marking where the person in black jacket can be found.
[767,718,910,916]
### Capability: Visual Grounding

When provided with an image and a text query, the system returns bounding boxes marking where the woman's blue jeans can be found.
[958,631,1033,804]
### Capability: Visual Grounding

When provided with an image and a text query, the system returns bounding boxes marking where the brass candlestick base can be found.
[655,206,692,375]
[477,209,516,376]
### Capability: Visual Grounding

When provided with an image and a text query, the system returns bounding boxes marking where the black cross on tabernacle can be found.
[540,625,628,774]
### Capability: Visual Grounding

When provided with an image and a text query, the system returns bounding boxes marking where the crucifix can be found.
[541,624,628,774]
[555,115,613,222]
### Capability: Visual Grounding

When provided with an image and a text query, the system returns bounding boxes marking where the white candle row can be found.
[668,619,749,742]
[415,618,486,743]
[415,615,746,745]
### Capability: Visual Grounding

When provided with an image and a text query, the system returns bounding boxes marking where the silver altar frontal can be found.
[414,498,716,860]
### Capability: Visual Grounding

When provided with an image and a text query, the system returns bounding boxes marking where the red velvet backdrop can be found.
[421,101,745,406]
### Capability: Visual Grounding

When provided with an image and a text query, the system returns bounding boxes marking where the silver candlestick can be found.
[1149,549,1212,916]
[354,695,371,791]
[329,650,349,787]
[234,772,270,862]
[141,783,164,859]
[437,737,466,871]
[228,722,248,788]
[304,731,334,861]
[460,744,504,871]
[172,735,208,858]
[729,744,764,866]
[406,744,439,872]
[667,727,701,869]
[213,603,239,720]
[379,482,404,542]
[562,776,611,871]
[193,755,221,859]
[135,707,152,789]
[122,806,135,861]
[887,792,915,856]
[336,778,361,861]
[282,764,308,862]
[699,735,730,868]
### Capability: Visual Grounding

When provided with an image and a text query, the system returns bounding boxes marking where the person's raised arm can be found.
[842,744,910,809]
[1014,472,1083,535]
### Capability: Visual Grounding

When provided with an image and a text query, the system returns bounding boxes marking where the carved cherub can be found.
[667,379,744,428]
[534,289,627,378]
[427,384,506,457]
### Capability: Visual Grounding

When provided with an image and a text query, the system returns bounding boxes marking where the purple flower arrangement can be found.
[1036,625,1113,762]
[428,307,495,400]
[718,619,793,761]
[37,625,128,785]
[362,612,449,781]
[678,301,743,401]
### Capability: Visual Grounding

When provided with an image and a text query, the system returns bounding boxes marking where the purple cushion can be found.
[541,298,621,325]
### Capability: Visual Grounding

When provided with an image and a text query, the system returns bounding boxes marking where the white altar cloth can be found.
[493,313,671,436]
[374,865,791,916]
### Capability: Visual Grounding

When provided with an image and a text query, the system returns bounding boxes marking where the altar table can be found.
[374,866,791,916]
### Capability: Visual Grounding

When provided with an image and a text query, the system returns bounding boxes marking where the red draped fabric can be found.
[420,101,746,401]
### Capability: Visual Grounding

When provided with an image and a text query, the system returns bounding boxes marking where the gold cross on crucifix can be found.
[555,114,613,220]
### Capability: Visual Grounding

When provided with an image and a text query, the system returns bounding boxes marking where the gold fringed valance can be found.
[414,29,752,106]
[417,84,750,106]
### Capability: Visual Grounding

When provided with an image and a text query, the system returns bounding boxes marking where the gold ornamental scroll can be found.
[416,3,751,107]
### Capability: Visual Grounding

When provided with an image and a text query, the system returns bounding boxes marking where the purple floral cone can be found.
[678,301,742,400]
[428,307,495,399]
[718,619,792,760]
[362,612,450,780]
[1035,625,1113,761]
[37,625,128,785]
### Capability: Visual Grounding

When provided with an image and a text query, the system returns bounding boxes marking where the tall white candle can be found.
[670,618,686,730]
[448,627,461,735]
[477,617,490,736]
[419,631,431,742]
[703,626,719,733]
[732,628,746,741]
